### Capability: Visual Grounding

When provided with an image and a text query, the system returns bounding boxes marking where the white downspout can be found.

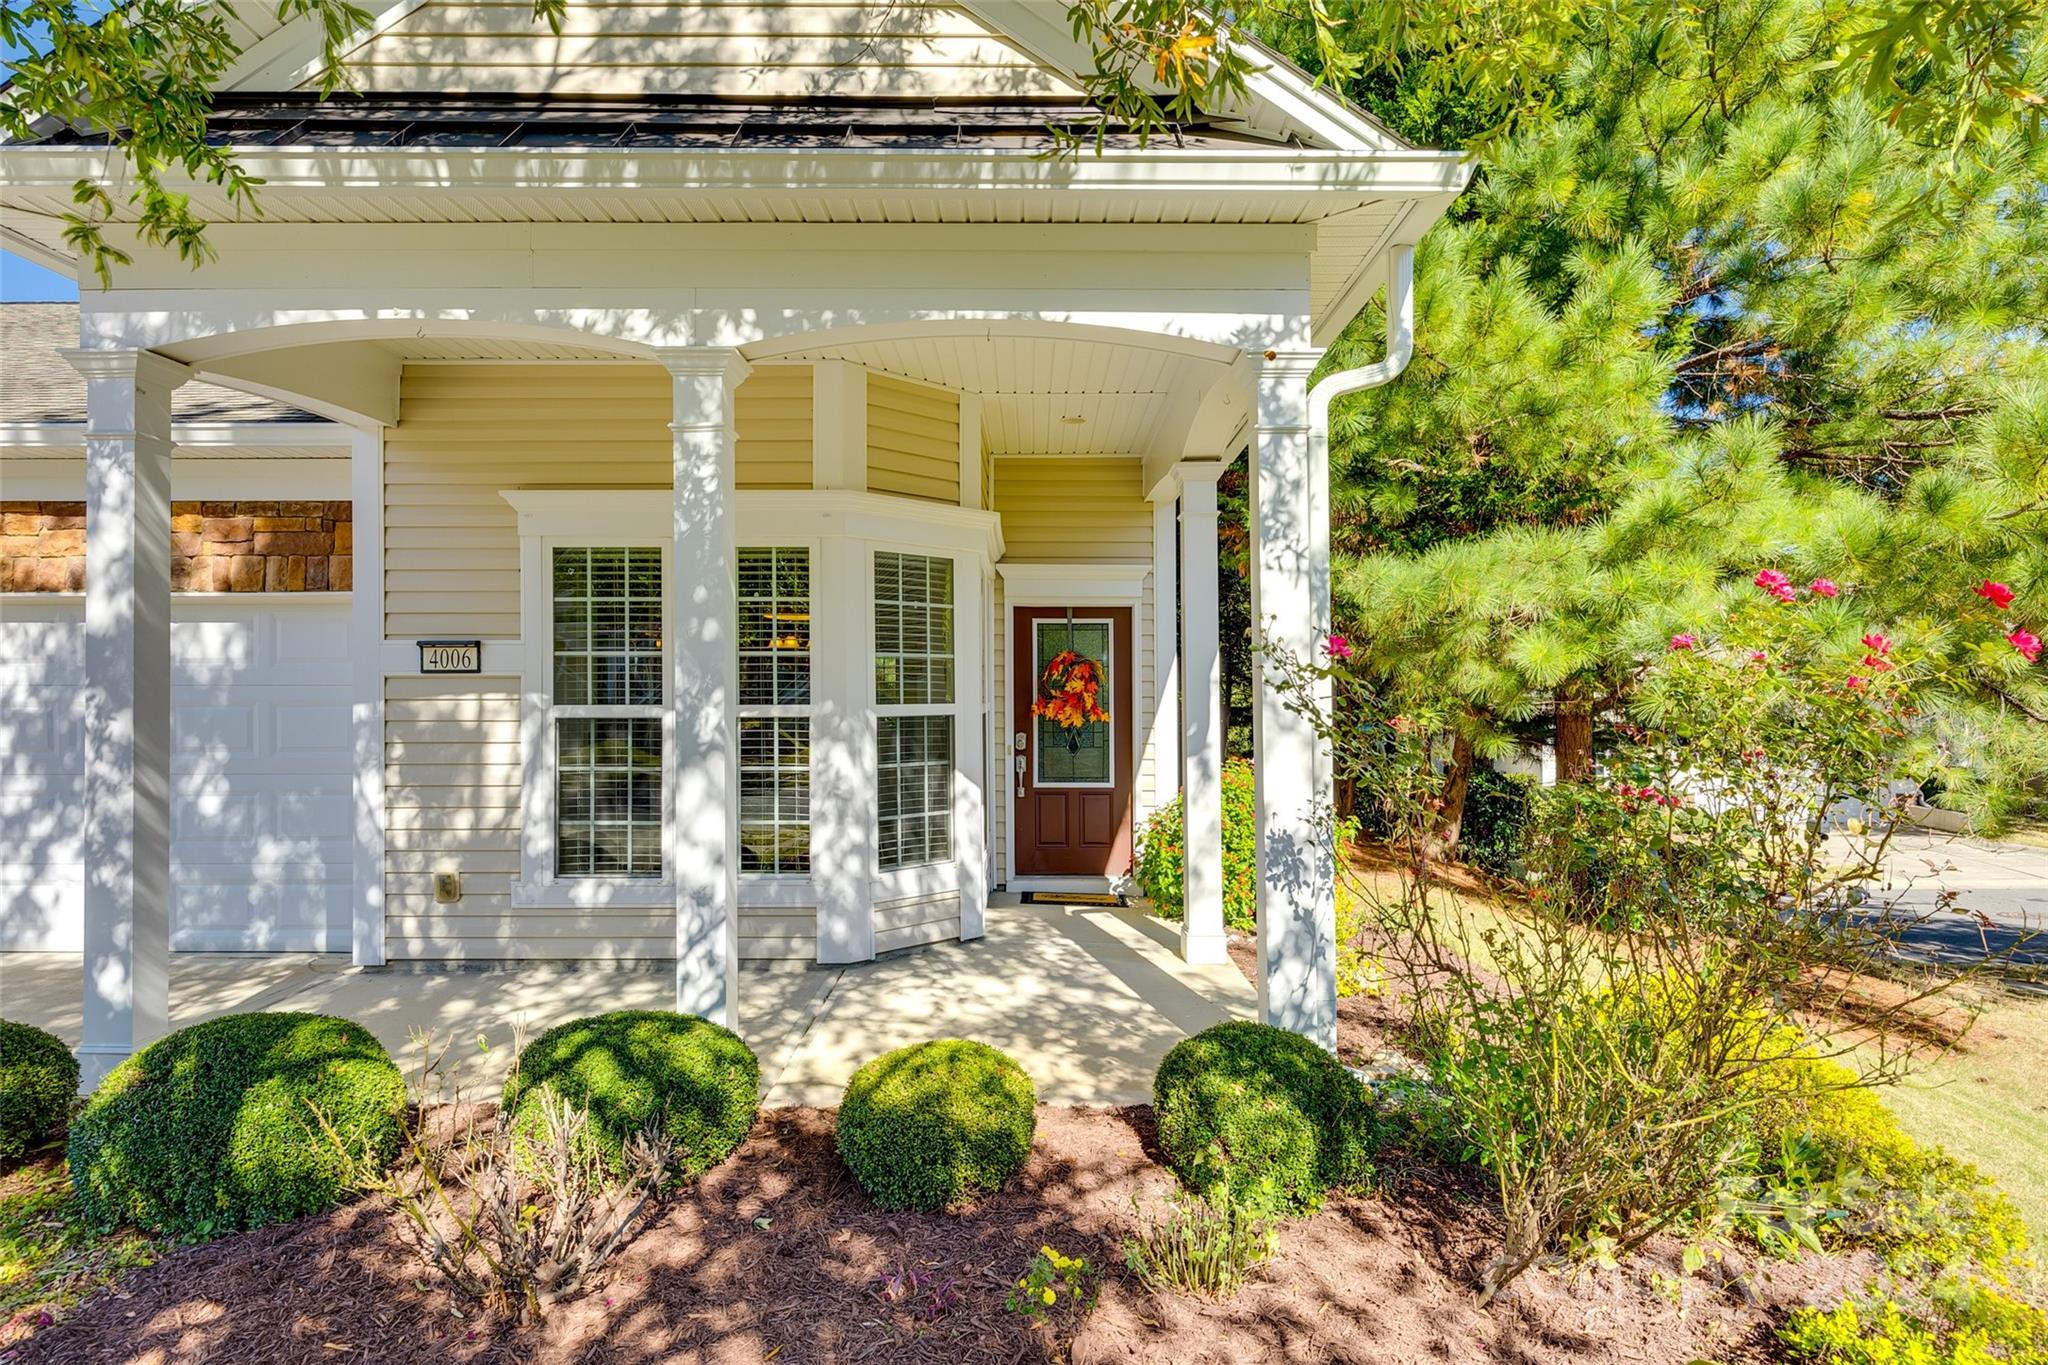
[1307,244,1416,483]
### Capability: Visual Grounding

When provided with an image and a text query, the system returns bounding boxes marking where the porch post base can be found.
[1179,928,1230,966]
[76,1042,137,1092]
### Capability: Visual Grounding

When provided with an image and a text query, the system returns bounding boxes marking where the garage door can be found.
[1,596,353,952]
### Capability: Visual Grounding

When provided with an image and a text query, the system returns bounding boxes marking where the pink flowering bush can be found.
[1260,567,2026,1304]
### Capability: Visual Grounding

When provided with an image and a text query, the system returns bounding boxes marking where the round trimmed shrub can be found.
[836,1040,1036,1212]
[68,1011,403,1239]
[0,1019,78,1164]
[502,1010,759,1178]
[1153,1020,1377,1218]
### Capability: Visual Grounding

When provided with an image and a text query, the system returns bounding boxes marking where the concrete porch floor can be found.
[0,901,1253,1107]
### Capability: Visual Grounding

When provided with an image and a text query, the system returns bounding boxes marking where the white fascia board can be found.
[958,1,1406,153]
[219,0,431,91]
[0,218,74,274]
[1,420,351,449]
[0,145,1472,204]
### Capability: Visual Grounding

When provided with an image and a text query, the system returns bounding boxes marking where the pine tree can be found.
[1312,0,2048,830]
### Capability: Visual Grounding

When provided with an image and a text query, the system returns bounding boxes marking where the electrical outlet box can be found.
[433,871,461,904]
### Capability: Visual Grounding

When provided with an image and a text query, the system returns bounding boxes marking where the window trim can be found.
[507,494,676,909]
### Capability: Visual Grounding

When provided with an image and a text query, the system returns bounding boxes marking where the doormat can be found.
[1020,891,1127,907]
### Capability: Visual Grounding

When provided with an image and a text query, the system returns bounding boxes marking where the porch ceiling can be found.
[754,327,1246,461]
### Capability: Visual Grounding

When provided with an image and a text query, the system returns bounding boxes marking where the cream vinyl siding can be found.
[384,675,677,960]
[383,362,816,638]
[736,364,814,489]
[319,1,1082,98]
[875,892,962,955]
[867,374,961,503]
[383,364,670,640]
[739,906,819,961]
[989,456,1161,883]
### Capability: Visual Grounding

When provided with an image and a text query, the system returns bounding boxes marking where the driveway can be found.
[1856,832,2048,978]
[0,899,1253,1105]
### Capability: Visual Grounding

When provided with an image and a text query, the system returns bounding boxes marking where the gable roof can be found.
[2,303,320,424]
[197,0,1411,152]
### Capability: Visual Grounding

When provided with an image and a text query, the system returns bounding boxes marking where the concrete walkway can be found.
[0,901,1253,1106]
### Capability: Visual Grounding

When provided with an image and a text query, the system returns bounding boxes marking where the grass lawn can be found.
[1877,988,2048,1249]
[0,1156,161,1349]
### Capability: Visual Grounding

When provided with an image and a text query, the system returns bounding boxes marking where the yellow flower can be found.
[1042,1287,1056,1305]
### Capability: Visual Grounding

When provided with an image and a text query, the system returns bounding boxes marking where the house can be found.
[0,0,1467,1085]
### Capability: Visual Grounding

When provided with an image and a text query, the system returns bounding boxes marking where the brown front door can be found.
[1014,606,1134,877]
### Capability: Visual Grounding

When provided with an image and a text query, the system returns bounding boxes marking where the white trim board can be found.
[0,456,351,500]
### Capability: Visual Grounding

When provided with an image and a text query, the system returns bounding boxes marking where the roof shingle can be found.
[2,303,319,424]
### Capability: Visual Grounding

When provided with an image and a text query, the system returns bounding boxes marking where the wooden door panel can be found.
[1080,792,1115,846]
[1014,606,1134,877]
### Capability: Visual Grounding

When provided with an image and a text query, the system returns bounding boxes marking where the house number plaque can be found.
[417,639,482,674]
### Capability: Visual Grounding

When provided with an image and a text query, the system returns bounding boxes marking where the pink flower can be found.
[1669,633,1697,651]
[1846,674,1868,689]
[2010,629,2043,664]
[1861,632,1892,655]
[1810,578,1840,598]
[1753,568,1798,604]
[1325,633,1354,662]
[1977,580,2017,610]
[1748,650,1769,664]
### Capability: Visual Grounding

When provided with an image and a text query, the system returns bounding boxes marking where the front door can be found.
[1014,606,1134,877]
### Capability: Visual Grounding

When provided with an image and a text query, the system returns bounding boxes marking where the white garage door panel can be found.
[0,599,354,953]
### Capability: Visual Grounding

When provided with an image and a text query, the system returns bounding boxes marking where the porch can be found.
[0,897,1252,1106]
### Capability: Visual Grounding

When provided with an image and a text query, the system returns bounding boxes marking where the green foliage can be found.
[67,1011,403,1240]
[1152,1020,1377,1219]
[1122,1187,1277,1299]
[501,1010,758,1179]
[1315,0,2048,828]
[0,1161,161,1334]
[1458,768,1535,876]
[1334,878,1386,999]
[0,1020,76,1165]
[1782,1279,2048,1365]
[1007,1243,1093,1320]
[1132,757,1258,932]
[835,1040,1037,1212]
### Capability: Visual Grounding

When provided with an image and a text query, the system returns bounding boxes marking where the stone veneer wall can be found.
[0,500,352,592]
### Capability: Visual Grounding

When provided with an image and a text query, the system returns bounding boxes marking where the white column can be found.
[810,360,868,491]
[1251,352,1337,1050]
[954,550,989,940]
[67,348,186,1087]
[349,426,387,966]
[1177,463,1228,966]
[1148,488,1181,828]
[661,348,750,1027]
[812,535,874,963]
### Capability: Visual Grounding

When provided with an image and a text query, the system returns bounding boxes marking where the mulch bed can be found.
[7,1103,1871,1365]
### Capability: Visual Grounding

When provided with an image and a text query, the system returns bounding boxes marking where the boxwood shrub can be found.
[836,1039,1036,1212]
[68,1011,404,1239]
[502,1009,759,1178]
[1153,1020,1377,1218]
[0,1019,78,1164]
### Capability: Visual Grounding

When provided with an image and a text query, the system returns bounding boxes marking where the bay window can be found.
[874,550,955,871]
[737,547,812,874]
